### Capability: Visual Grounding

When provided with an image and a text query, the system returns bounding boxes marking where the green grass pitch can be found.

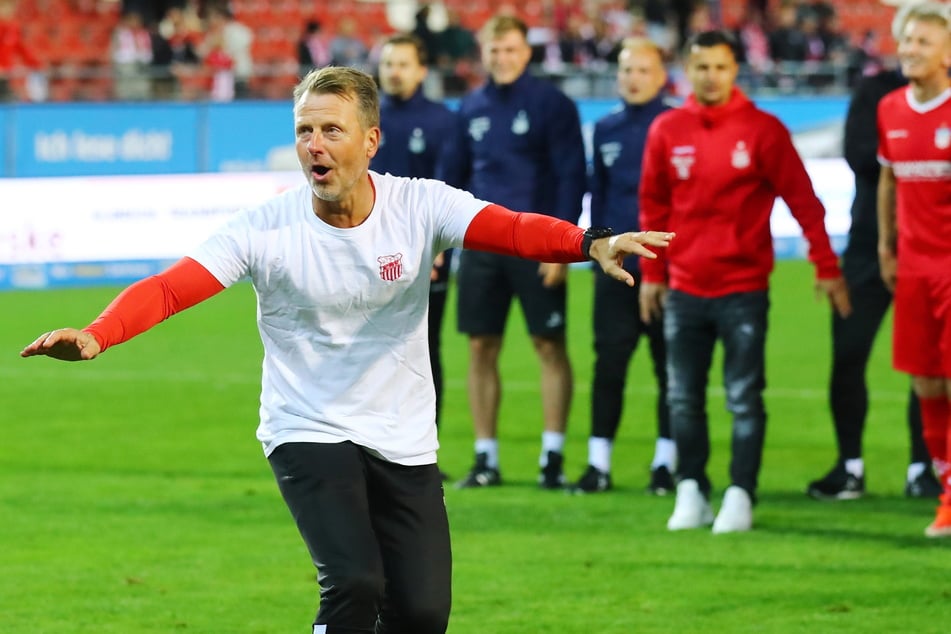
[2,260,948,633]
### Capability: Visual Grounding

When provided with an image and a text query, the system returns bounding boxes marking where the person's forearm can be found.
[463,204,584,262]
[84,257,225,352]
[877,167,898,255]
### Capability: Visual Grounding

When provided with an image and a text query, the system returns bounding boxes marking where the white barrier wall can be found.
[0,161,853,290]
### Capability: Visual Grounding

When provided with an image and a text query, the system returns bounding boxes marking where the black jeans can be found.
[429,249,453,429]
[829,261,928,464]
[664,290,769,498]
[268,442,451,634]
[590,269,670,441]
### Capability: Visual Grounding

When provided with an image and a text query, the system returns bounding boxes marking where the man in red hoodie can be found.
[639,29,851,534]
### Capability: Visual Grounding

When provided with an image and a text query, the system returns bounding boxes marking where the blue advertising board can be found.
[0,96,850,177]
[204,101,292,172]
[0,106,7,177]
[11,103,201,177]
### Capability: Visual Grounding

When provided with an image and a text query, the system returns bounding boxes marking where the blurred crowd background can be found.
[0,0,900,103]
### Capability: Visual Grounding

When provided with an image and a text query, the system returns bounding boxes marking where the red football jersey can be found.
[877,86,951,276]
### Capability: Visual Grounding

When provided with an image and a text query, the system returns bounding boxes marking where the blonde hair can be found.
[292,66,380,130]
[892,1,951,40]
[479,14,528,43]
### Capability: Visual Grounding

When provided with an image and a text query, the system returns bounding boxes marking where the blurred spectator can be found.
[437,8,477,94]
[735,8,771,73]
[160,5,201,65]
[159,4,204,100]
[0,0,43,102]
[122,0,185,26]
[330,16,369,70]
[203,29,234,101]
[298,19,331,72]
[801,12,827,62]
[559,14,595,68]
[413,4,441,65]
[643,0,675,52]
[202,5,253,99]
[818,11,850,65]
[769,2,808,62]
[111,11,153,100]
[734,6,771,89]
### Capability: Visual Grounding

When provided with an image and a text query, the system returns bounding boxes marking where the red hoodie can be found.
[639,88,840,297]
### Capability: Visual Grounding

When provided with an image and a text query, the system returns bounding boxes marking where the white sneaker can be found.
[667,479,714,530]
[712,485,753,534]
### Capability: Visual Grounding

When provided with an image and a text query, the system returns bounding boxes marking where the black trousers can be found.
[590,270,670,441]
[665,290,769,498]
[429,250,453,428]
[829,264,928,464]
[268,442,451,634]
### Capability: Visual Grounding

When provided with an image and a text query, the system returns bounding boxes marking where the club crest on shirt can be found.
[671,145,696,180]
[469,117,490,141]
[512,110,530,135]
[731,141,750,169]
[378,253,403,281]
[600,142,622,167]
[409,128,426,154]
[935,124,951,150]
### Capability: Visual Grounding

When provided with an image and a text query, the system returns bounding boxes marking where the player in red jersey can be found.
[877,1,951,538]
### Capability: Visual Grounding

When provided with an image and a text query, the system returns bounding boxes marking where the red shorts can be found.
[893,273,951,377]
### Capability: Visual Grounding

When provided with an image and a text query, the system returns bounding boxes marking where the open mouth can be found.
[312,165,331,177]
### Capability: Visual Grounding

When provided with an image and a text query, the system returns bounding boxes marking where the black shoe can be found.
[569,465,612,494]
[906,468,942,498]
[807,464,865,500]
[648,465,675,495]
[539,450,566,489]
[455,452,501,489]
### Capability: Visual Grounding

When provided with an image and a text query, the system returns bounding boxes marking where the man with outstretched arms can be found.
[22,66,672,633]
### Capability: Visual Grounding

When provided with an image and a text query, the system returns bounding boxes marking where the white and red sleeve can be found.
[83,257,225,352]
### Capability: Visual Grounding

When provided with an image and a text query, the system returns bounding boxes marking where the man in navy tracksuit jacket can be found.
[439,15,587,489]
[371,34,457,451]
[569,37,676,496]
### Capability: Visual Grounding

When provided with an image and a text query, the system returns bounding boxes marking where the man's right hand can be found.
[639,282,668,324]
[879,247,897,293]
[21,328,101,361]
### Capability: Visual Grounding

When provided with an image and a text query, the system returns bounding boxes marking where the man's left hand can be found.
[590,231,675,286]
[816,276,851,318]
[539,262,568,287]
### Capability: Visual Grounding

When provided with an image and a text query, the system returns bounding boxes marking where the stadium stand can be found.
[6,0,900,103]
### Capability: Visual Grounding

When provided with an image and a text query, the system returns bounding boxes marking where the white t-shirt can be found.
[190,171,488,465]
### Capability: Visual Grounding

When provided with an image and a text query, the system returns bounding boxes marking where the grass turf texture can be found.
[3,260,948,633]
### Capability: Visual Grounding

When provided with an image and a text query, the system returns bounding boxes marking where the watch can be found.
[581,226,615,260]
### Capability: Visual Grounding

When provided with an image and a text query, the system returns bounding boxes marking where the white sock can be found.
[650,437,677,470]
[907,461,927,482]
[540,431,565,467]
[588,437,612,472]
[844,458,864,478]
[475,438,499,469]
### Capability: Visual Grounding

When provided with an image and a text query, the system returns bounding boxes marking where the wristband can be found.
[581,226,615,260]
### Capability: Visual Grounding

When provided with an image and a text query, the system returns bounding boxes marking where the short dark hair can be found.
[382,33,429,66]
[683,29,740,61]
